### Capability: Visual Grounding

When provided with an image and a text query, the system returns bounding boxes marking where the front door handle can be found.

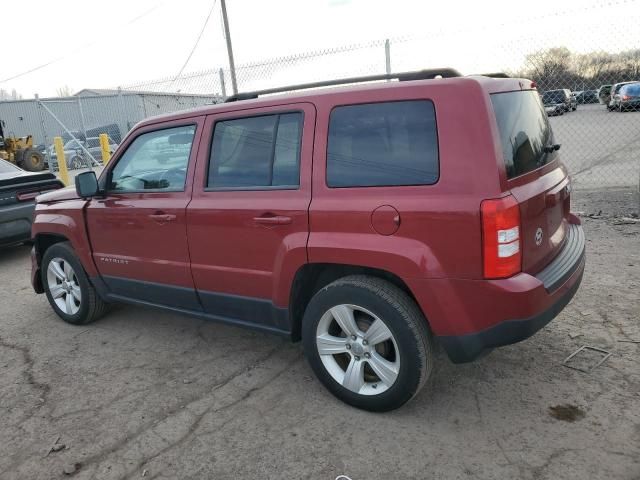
[149,213,176,223]
[253,215,292,225]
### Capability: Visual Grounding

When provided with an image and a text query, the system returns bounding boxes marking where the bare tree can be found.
[56,85,73,97]
[521,47,640,91]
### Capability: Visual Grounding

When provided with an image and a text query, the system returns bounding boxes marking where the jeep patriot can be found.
[30,69,585,411]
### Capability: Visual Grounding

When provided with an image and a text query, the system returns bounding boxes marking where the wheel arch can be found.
[32,233,70,293]
[31,205,97,277]
[288,263,425,341]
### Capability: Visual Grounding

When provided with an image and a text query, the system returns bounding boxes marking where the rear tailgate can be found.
[510,167,570,273]
[490,89,570,274]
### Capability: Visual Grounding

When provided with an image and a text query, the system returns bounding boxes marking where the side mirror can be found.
[75,171,99,198]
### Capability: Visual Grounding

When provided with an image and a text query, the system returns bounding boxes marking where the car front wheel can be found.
[42,242,107,325]
[302,276,433,411]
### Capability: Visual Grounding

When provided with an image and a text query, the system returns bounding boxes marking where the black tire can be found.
[42,242,108,325]
[19,149,45,171]
[70,156,83,170]
[302,275,433,412]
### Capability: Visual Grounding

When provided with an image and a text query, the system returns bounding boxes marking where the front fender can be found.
[31,199,96,276]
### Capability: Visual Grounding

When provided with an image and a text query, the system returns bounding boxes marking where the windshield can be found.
[0,158,21,174]
[64,140,83,149]
[542,91,565,104]
[491,90,555,179]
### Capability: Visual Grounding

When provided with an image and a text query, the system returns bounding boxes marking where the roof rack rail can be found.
[224,68,462,102]
[478,72,510,78]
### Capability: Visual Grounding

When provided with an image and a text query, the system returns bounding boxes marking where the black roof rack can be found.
[224,68,463,102]
[477,72,510,78]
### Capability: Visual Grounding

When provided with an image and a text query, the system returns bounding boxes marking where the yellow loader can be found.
[0,119,45,171]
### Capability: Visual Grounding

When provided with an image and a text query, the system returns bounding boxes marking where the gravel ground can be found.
[0,189,638,480]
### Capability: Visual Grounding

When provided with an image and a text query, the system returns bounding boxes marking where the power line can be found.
[169,0,218,89]
[0,4,164,85]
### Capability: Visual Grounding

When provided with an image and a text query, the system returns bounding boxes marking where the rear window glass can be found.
[542,90,566,104]
[621,83,640,95]
[491,90,555,179]
[326,100,439,187]
[614,83,632,93]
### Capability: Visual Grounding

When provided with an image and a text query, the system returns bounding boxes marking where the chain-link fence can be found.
[1,6,638,195]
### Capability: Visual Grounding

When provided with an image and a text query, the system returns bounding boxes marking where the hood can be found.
[36,185,80,203]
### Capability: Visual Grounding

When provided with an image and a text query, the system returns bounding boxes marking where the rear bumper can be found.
[437,260,584,363]
[407,223,586,363]
[620,100,640,109]
[0,201,36,247]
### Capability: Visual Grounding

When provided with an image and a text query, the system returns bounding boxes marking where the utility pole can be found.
[220,0,238,95]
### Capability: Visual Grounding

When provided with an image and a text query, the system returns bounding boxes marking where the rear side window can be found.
[326,101,439,187]
[491,91,554,179]
[208,112,303,189]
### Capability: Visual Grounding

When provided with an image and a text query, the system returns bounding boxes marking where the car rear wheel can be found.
[302,275,433,411]
[70,156,83,169]
[42,242,108,325]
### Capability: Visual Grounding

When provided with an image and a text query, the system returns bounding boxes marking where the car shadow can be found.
[0,242,32,264]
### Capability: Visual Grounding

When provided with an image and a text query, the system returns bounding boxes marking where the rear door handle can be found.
[149,213,176,223]
[253,215,292,225]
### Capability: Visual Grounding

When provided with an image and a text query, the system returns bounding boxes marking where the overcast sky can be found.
[1,0,639,98]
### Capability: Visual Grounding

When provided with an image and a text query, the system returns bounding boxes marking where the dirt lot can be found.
[0,189,639,480]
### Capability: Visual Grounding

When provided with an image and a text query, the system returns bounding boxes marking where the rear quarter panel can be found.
[308,78,505,280]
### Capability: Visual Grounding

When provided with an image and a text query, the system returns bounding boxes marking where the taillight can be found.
[622,95,630,101]
[481,195,522,279]
[16,187,59,202]
[16,191,40,201]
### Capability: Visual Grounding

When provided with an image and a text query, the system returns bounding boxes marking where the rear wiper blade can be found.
[543,143,561,153]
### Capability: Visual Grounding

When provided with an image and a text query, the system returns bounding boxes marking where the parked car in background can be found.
[616,82,640,111]
[49,136,118,170]
[30,69,586,411]
[598,85,612,105]
[0,159,63,247]
[542,89,571,115]
[609,81,638,111]
[576,90,598,104]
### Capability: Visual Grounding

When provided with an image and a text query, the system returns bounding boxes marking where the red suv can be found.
[30,70,585,411]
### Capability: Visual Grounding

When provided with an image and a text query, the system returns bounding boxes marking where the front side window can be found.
[207,112,303,189]
[109,125,196,192]
[326,100,439,187]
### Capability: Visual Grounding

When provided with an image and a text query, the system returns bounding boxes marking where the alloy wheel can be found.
[47,257,82,315]
[316,304,400,395]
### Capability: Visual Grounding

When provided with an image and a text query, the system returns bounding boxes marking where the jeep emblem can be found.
[535,227,543,246]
